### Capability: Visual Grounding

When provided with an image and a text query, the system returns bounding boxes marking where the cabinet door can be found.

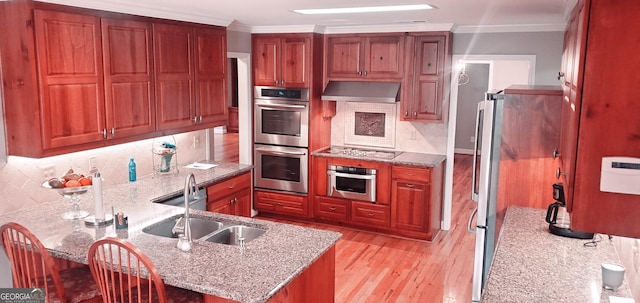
[280,37,311,88]
[363,35,404,79]
[207,195,233,214]
[101,18,155,139]
[153,23,195,130]
[253,36,280,86]
[34,10,105,149]
[326,36,362,78]
[255,190,309,218]
[404,35,447,122]
[194,27,226,126]
[232,189,252,217]
[558,2,588,211]
[391,180,428,232]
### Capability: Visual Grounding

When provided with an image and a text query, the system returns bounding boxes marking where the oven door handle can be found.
[256,104,307,110]
[255,147,307,156]
[327,170,376,180]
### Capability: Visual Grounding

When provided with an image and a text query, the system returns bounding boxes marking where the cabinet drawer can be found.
[255,191,309,217]
[392,166,430,183]
[315,196,349,221]
[207,172,251,200]
[351,202,389,227]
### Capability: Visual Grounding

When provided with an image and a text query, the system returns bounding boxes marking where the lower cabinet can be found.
[350,202,390,228]
[391,164,443,241]
[254,190,309,218]
[206,172,252,217]
[310,160,444,241]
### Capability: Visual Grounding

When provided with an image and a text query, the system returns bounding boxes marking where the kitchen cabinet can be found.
[252,34,311,88]
[206,171,252,217]
[391,164,443,241]
[558,0,640,238]
[325,34,404,80]
[350,202,390,228]
[401,32,452,122]
[254,190,309,218]
[154,24,227,131]
[102,18,156,140]
[0,1,227,158]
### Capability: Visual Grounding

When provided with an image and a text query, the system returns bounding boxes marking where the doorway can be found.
[441,55,535,230]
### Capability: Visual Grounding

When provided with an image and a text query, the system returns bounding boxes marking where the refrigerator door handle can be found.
[471,101,485,202]
[467,207,478,233]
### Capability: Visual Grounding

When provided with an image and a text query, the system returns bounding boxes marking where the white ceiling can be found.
[39,0,572,33]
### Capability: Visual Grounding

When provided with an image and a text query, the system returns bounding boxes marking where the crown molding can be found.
[323,23,455,34]
[227,22,253,33]
[453,23,566,33]
[38,0,233,26]
[250,25,326,34]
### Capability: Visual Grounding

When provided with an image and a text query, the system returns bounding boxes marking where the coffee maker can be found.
[545,183,594,239]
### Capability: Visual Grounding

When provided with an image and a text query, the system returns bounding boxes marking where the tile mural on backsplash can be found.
[0,130,208,214]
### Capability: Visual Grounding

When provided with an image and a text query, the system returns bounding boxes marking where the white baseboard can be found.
[455,148,474,155]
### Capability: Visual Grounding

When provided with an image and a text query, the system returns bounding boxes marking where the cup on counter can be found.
[601,263,625,290]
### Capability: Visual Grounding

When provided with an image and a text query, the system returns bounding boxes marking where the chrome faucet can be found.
[173,173,199,252]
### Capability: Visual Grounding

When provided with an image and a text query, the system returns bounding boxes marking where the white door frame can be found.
[442,55,535,230]
[227,52,252,165]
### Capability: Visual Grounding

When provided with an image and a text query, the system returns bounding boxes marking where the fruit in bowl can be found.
[47,168,92,188]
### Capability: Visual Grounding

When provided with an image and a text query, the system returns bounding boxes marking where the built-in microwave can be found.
[327,165,377,202]
[254,86,310,148]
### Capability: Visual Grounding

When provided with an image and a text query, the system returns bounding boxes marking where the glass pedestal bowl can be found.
[42,181,91,220]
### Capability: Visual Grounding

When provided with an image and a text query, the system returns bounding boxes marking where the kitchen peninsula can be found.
[0,162,341,303]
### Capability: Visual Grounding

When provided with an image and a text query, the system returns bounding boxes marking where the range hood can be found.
[321,81,400,103]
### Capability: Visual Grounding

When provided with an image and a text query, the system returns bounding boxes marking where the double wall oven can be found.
[254,86,310,194]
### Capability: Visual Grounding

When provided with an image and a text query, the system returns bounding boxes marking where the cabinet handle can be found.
[277,202,283,206]
[557,71,565,80]
[556,167,565,179]
[413,112,417,117]
[406,184,415,188]
[552,148,560,159]
[199,116,203,123]
[111,128,115,137]
[406,173,415,176]
[228,184,236,189]
[229,198,234,205]
[102,129,107,139]
[329,207,337,211]
[404,111,409,117]
[357,71,362,76]
[363,70,368,76]
[367,213,375,217]
[192,116,198,123]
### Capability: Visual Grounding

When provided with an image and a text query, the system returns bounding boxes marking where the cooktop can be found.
[323,146,401,160]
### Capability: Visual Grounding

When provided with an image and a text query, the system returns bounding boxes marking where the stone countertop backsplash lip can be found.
[481,206,633,302]
[0,160,342,303]
[311,145,446,167]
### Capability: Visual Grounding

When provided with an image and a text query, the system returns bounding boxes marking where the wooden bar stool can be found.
[87,237,203,303]
[0,222,102,303]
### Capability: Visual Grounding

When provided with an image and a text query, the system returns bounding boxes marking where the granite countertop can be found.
[482,206,633,302]
[311,146,446,167]
[0,161,342,303]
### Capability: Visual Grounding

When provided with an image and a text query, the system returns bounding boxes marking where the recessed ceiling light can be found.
[293,4,434,15]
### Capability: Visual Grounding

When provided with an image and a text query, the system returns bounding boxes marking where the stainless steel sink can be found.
[205,225,266,245]
[142,216,223,239]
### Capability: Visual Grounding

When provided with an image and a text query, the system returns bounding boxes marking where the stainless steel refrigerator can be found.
[469,90,503,302]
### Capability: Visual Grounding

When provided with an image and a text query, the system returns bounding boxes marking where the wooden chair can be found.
[87,237,203,303]
[0,222,102,303]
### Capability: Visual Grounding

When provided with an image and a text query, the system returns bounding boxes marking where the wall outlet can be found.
[89,156,98,172]
[409,130,416,140]
[193,135,200,148]
[470,136,475,143]
[40,164,56,179]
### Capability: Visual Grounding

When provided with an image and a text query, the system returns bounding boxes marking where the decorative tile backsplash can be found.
[332,101,448,154]
[0,130,208,214]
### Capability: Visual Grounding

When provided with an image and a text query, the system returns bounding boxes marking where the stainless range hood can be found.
[321,81,400,103]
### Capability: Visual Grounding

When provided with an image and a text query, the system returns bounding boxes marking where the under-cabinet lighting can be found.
[293,4,434,15]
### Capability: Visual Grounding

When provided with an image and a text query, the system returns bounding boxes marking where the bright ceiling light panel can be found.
[294,4,434,15]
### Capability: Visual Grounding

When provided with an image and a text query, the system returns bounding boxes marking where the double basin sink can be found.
[142,215,266,245]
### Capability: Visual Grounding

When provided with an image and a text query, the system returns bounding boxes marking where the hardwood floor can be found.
[215,132,477,303]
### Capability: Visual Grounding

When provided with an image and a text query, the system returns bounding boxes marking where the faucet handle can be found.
[172,217,185,235]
